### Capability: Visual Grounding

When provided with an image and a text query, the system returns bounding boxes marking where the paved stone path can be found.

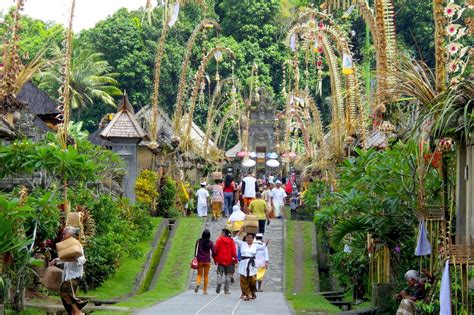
[135,217,290,314]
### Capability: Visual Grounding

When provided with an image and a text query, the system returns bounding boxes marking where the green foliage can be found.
[69,187,153,289]
[312,142,442,288]
[0,140,97,182]
[285,220,339,313]
[0,194,34,255]
[157,177,177,217]
[25,189,61,242]
[85,217,161,300]
[37,46,122,113]
[118,218,204,308]
[135,169,159,207]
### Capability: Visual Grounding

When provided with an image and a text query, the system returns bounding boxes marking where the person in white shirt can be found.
[241,172,258,213]
[271,180,287,218]
[233,232,267,301]
[49,227,87,315]
[196,182,210,217]
[255,233,269,292]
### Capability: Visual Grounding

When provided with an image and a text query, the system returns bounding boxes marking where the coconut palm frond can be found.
[332,216,371,245]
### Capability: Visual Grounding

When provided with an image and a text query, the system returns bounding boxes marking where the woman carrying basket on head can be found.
[233,231,267,301]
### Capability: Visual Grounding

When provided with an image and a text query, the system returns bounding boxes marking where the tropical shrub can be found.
[313,141,443,291]
[69,186,152,288]
[157,176,177,217]
[135,169,159,209]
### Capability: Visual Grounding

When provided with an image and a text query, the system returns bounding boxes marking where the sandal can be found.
[242,296,249,301]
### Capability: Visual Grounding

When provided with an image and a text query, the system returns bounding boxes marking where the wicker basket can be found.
[243,214,258,233]
[243,226,259,234]
[67,212,83,228]
[56,237,82,260]
[211,172,223,180]
[42,266,63,291]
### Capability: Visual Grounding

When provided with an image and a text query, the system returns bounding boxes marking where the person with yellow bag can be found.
[226,203,246,235]
[255,233,269,292]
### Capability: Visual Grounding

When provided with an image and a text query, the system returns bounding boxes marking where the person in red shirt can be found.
[213,228,238,294]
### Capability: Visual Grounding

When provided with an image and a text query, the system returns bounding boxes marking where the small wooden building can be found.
[100,94,147,203]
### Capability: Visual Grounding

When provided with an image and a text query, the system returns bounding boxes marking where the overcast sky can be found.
[0,0,146,32]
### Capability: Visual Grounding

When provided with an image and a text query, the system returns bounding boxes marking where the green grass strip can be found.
[117,217,204,309]
[85,217,162,300]
[285,220,339,314]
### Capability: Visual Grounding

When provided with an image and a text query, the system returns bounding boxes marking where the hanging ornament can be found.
[214,51,223,62]
[168,2,180,27]
[415,219,432,256]
[313,38,320,53]
[342,53,354,75]
[290,33,296,52]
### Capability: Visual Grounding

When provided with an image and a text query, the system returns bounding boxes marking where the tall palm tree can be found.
[37,46,122,118]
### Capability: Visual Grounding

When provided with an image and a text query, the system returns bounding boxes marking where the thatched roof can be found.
[89,127,112,146]
[135,105,215,149]
[100,94,147,139]
[225,142,241,158]
[16,82,59,116]
[0,116,20,140]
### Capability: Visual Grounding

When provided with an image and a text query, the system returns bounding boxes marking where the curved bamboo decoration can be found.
[0,0,24,103]
[213,107,240,146]
[149,22,170,148]
[57,0,75,150]
[324,1,397,108]
[173,19,219,134]
[433,0,446,92]
[181,47,234,149]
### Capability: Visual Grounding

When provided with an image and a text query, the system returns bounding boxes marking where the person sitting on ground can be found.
[248,192,269,234]
[254,233,269,292]
[49,227,87,315]
[395,270,426,315]
[213,229,238,294]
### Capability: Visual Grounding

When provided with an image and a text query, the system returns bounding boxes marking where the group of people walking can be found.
[193,228,269,301]
[195,172,291,220]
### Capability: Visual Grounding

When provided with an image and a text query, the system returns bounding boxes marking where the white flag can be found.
[168,2,180,27]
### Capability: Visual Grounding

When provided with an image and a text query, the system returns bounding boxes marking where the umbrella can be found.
[236,151,247,158]
[267,152,278,159]
[415,219,432,256]
[266,159,280,168]
[242,159,256,167]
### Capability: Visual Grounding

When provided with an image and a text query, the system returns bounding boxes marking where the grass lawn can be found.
[285,220,340,314]
[85,217,162,300]
[117,217,204,309]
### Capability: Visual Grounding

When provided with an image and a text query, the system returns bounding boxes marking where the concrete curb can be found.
[311,222,321,292]
[129,219,168,297]
[282,218,296,315]
[149,219,179,290]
